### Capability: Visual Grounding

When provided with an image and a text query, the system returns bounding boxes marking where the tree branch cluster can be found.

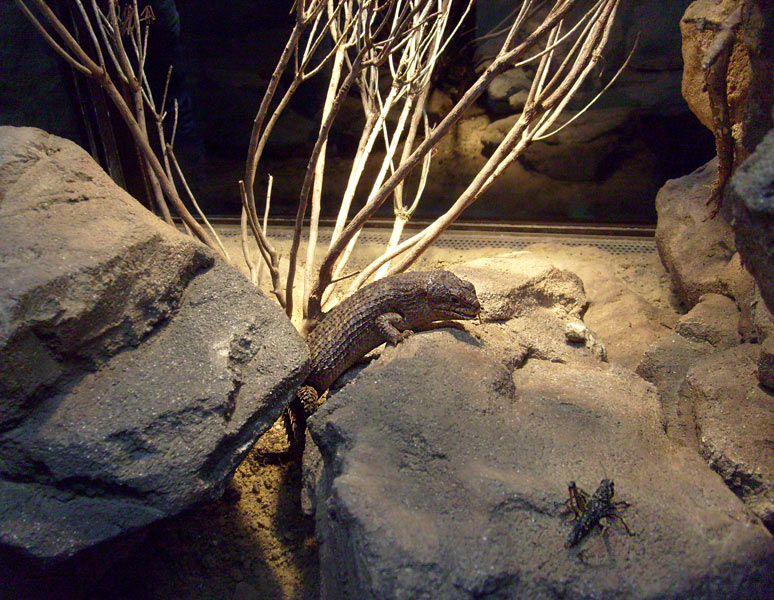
[19,0,626,333]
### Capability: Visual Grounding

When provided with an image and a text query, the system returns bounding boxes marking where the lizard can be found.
[284,269,481,451]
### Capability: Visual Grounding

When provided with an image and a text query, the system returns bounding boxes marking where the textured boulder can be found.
[674,293,740,347]
[453,254,588,322]
[637,334,715,448]
[758,336,774,390]
[306,332,774,600]
[655,158,736,307]
[506,245,677,370]
[452,254,599,367]
[683,344,774,529]
[753,287,774,342]
[680,0,774,157]
[680,0,751,134]
[720,252,757,341]
[0,127,309,561]
[726,127,774,316]
[636,293,740,448]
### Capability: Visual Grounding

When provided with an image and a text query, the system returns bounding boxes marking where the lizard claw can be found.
[395,329,414,343]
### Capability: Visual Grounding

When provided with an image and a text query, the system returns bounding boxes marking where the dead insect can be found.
[564,478,633,548]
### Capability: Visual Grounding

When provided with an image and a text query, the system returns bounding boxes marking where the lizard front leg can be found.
[376,312,413,344]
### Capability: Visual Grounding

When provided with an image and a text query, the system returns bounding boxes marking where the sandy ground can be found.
[10,232,678,600]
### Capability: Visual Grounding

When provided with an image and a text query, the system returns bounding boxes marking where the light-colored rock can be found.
[453,254,588,321]
[507,89,530,112]
[522,245,677,370]
[0,127,309,561]
[487,68,531,113]
[564,320,607,361]
[453,255,606,366]
[675,293,740,347]
[637,333,715,448]
[306,332,774,600]
[684,344,774,529]
[637,292,741,448]
[655,158,736,307]
[426,88,453,118]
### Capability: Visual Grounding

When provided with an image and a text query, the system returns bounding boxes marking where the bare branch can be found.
[14,0,92,75]
[307,0,584,320]
[239,180,286,305]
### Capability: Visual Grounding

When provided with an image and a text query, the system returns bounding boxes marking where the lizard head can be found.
[424,271,481,320]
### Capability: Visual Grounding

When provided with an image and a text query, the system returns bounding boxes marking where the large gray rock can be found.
[726,127,774,316]
[656,158,736,307]
[0,127,309,561]
[684,344,774,530]
[306,331,774,600]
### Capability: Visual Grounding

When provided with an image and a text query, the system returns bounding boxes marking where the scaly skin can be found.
[286,270,480,449]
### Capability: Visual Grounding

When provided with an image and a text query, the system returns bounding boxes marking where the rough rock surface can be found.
[637,334,715,448]
[720,252,757,341]
[683,344,774,529]
[637,293,740,448]
[726,127,774,315]
[504,246,677,370]
[680,0,774,158]
[674,293,740,347]
[754,287,774,342]
[306,332,774,600]
[655,158,736,307]
[680,0,752,135]
[0,127,309,561]
[452,254,601,367]
[453,255,588,321]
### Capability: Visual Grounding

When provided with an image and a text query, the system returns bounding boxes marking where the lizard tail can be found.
[283,386,320,455]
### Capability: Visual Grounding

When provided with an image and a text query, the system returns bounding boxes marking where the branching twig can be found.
[16,0,227,259]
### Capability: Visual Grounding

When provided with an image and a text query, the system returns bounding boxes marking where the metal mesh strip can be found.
[217,226,656,256]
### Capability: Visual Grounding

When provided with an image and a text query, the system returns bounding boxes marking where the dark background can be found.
[0,0,716,225]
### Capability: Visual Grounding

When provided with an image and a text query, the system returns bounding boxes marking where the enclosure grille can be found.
[216,224,656,256]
